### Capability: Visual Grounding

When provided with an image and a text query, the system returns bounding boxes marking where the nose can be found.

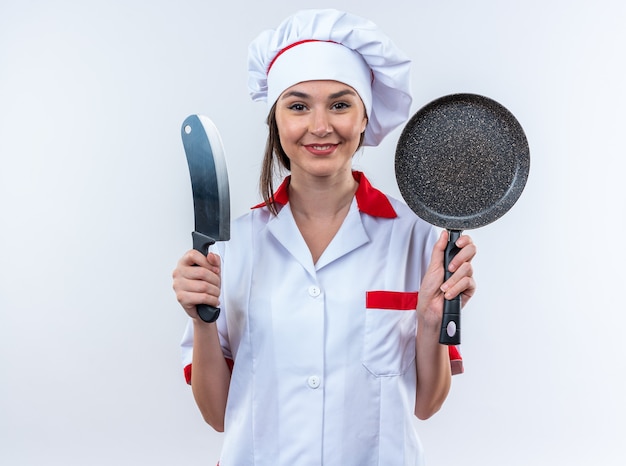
[309,109,332,137]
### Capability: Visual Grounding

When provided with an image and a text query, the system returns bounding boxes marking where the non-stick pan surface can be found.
[395,93,529,231]
[395,93,530,345]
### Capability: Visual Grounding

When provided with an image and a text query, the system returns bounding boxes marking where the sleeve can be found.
[180,316,235,385]
[449,345,464,375]
[180,319,194,385]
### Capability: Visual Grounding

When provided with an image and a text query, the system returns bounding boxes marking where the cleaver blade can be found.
[181,114,230,323]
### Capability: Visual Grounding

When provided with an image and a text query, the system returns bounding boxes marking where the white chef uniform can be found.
[181,171,463,465]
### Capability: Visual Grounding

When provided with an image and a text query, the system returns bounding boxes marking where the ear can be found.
[361,114,368,134]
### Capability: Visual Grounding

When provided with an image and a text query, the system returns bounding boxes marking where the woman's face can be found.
[274,80,368,179]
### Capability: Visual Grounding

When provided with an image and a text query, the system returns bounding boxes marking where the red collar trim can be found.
[252,171,397,219]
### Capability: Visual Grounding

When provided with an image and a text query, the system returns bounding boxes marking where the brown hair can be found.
[260,104,289,215]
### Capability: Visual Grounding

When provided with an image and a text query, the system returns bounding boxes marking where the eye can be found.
[332,102,351,110]
[287,103,307,111]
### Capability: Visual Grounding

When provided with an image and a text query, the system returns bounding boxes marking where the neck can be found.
[288,169,358,219]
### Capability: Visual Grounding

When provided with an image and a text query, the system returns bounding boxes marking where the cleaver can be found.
[181,115,230,323]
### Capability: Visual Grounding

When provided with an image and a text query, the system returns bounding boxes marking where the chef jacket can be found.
[181,171,463,465]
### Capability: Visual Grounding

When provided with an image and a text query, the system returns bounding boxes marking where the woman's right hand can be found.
[172,250,222,320]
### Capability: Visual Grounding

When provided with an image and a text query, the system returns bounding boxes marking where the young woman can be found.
[172,9,476,465]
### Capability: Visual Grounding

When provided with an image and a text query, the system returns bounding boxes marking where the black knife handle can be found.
[192,231,221,323]
[439,230,462,345]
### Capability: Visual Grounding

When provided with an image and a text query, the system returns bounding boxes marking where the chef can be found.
[173,8,476,465]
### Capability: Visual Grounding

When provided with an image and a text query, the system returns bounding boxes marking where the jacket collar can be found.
[252,171,397,218]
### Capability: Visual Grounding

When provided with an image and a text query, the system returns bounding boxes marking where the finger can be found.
[175,290,221,315]
[416,230,451,305]
[172,255,221,296]
[173,270,221,302]
[173,262,215,284]
[441,262,474,299]
[454,233,474,248]
[443,277,475,301]
[447,240,477,273]
[178,249,211,268]
[179,276,221,295]
[462,276,477,303]
[206,252,221,273]
[174,250,221,278]
[426,230,448,273]
[446,274,476,304]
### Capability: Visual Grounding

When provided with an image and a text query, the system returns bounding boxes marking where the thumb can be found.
[428,230,448,272]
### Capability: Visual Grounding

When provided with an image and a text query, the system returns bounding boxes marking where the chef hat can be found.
[248,9,412,147]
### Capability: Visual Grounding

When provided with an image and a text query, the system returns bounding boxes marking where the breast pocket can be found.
[362,291,418,377]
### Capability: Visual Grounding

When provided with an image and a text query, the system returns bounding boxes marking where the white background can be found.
[1,0,625,464]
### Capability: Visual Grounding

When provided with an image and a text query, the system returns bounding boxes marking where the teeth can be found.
[312,145,332,150]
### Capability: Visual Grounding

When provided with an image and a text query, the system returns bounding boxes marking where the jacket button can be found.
[307,375,321,389]
[308,285,321,297]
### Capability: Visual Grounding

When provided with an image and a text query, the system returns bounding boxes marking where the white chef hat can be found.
[248,9,412,147]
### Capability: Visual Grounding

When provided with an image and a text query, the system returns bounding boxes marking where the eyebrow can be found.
[280,88,358,100]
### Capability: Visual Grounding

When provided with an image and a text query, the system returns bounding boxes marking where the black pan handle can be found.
[192,231,221,323]
[440,230,462,345]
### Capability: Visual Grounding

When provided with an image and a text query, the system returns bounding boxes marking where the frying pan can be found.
[395,93,530,345]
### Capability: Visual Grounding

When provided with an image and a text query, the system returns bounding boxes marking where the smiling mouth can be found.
[305,143,338,150]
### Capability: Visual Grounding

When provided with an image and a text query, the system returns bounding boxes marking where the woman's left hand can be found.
[417,230,477,330]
